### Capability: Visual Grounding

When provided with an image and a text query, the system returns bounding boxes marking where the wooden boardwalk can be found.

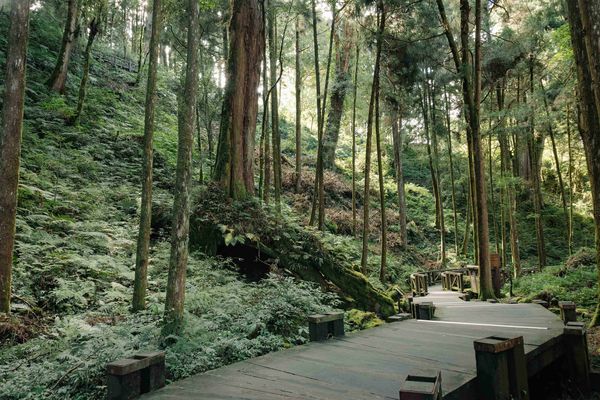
[143,286,565,399]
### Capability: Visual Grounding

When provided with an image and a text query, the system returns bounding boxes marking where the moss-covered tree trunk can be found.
[214,0,264,200]
[567,0,600,327]
[47,0,78,93]
[133,0,162,312]
[163,0,199,335]
[0,0,29,314]
[351,44,360,238]
[322,19,353,170]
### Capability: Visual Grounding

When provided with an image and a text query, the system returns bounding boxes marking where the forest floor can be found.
[0,10,599,400]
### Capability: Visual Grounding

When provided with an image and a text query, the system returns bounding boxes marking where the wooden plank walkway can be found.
[143,285,565,399]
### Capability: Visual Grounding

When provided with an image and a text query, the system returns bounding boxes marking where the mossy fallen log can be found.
[189,186,396,317]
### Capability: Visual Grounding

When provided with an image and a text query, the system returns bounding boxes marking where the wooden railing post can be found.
[473,336,529,400]
[106,351,166,400]
[559,301,577,324]
[563,322,591,393]
[308,312,344,341]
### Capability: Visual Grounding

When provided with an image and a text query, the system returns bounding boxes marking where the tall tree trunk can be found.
[496,80,521,277]
[361,0,385,273]
[322,19,353,170]
[261,52,271,203]
[391,102,407,246]
[374,5,386,282]
[295,15,302,193]
[444,89,459,254]
[72,14,102,124]
[163,0,199,336]
[214,0,264,199]
[0,0,29,314]
[541,81,569,251]
[567,103,574,256]
[430,82,446,264]
[269,4,282,211]
[527,61,546,270]
[133,0,162,312]
[47,0,78,93]
[351,43,360,238]
[567,0,600,326]
[471,0,493,298]
[310,0,335,229]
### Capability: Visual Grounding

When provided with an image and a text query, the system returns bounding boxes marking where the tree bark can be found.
[72,12,102,124]
[322,19,353,170]
[361,0,385,273]
[295,15,302,193]
[391,102,407,246]
[214,0,264,200]
[269,4,282,211]
[163,0,199,335]
[47,0,78,93]
[567,0,600,326]
[374,4,386,282]
[444,89,459,254]
[351,43,360,238]
[133,0,162,312]
[0,0,29,314]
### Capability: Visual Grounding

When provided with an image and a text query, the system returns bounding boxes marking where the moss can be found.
[345,309,384,331]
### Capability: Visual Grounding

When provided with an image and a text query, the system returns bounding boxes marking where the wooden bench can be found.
[399,370,442,399]
[308,311,344,341]
[106,351,165,400]
[473,336,528,400]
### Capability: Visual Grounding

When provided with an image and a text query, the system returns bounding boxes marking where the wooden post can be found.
[473,336,529,400]
[490,253,502,297]
[106,351,166,400]
[563,323,590,393]
[559,301,577,324]
[467,265,480,294]
[399,370,442,400]
[415,302,435,320]
[308,312,344,341]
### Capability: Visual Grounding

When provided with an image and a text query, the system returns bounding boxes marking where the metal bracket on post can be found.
[473,336,529,400]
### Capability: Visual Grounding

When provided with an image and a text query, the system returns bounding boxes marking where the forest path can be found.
[143,285,565,399]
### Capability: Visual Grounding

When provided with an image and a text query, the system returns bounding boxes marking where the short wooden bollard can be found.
[106,351,165,400]
[473,336,529,400]
[559,301,577,324]
[563,323,590,393]
[466,265,480,294]
[399,370,442,400]
[308,311,344,341]
[415,302,435,320]
[531,299,548,308]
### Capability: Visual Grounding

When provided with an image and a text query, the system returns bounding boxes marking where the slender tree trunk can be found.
[374,6,387,281]
[391,103,407,246]
[527,61,546,270]
[308,0,323,226]
[310,0,335,229]
[541,81,569,251]
[133,0,162,312]
[444,89,459,254]
[462,184,471,256]
[361,0,385,273]
[295,16,302,193]
[567,0,600,326]
[351,44,360,238]
[322,19,353,170]
[0,0,29,314]
[262,53,271,203]
[567,103,574,255]
[72,15,101,124]
[163,0,199,336]
[430,82,446,264]
[214,0,264,199]
[269,4,282,211]
[47,0,78,93]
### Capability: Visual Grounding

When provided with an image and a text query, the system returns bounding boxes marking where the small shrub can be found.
[565,247,596,269]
